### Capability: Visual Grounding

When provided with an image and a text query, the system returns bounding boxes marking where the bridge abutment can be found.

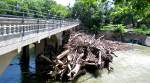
[0,50,17,74]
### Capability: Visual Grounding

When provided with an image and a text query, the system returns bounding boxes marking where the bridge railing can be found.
[0,1,79,39]
[0,1,79,48]
[0,18,79,36]
[0,18,79,48]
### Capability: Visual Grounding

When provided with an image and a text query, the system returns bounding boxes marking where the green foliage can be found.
[100,24,126,33]
[0,0,70,18]
[110,5,131,23]
[133,25,150,36]
[50,4,70,17]
[113,24,126,33]
[71,0,149,34]
[90,25,101,32]
[101,24,114,30]
[72,0,104,29]
[133,28,150,36]
[111,0,150,26]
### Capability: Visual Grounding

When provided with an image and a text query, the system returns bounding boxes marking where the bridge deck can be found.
[0,17,79,56]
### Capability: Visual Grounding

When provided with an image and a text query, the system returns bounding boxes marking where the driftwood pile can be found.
[47,32,128,81]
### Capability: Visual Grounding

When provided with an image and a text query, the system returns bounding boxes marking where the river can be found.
[0,44,150,83]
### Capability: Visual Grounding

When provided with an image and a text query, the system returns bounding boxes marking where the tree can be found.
[111,0,150,27]
[72,0,104,29]
[0,0,71,18]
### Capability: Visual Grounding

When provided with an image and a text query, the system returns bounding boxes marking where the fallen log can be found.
[56,49,70,60]
[84,62,97,66]
[39,55,52,63]
[67,64,81,80]
[98,51,102,65]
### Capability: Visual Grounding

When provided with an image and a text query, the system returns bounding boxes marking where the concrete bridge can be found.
[0,17,79,74]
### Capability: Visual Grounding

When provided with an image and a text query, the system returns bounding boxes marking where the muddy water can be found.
[74,45,150,83]
[0,44,150,83]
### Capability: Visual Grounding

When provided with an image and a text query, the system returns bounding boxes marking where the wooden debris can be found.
[46,31,129,81]
[56,49,70,60]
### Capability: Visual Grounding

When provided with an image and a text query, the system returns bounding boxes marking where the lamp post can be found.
[16,3,20,10]
[48,10,51,19]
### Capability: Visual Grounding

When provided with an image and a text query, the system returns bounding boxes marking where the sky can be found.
[54,0,75,7]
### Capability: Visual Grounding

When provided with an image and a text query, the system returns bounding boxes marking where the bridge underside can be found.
[0,16,79,74]
[0,30,72,74]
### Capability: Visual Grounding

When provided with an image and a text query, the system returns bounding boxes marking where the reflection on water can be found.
[0,44,150,83]
[0,55,21,83]
[0,54,46,83]
[0,47,47,83]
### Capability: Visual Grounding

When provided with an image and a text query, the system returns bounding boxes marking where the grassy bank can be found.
[133,28,150,36]
[93,24,150,36]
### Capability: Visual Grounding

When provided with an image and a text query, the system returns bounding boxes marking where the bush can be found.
[90,25,101,33]
[101,24,114,30]
[132,25,150,36]
[100,24,126,33]
[113,24,126,33]
[133,28,150,36]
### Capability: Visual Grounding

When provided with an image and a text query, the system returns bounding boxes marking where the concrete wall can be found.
[97,31,122,41]
[98,31,150,46]
[123,32,146,44]
[145,37,150,46]
[0,50,17,74]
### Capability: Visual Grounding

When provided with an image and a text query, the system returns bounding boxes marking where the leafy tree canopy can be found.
[0,0,70,18]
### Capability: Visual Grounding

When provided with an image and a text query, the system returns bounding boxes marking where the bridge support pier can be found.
[35,36,61,75]
[20,45,30,72]
[34,33,65,75]
[35,39,46,75]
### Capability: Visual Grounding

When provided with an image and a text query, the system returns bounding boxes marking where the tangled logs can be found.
[46,32,128,81]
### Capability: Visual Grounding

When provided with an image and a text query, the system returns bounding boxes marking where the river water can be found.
[0,44,150,83]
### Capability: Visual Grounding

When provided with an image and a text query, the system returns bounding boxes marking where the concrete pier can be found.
[20,45,30,72]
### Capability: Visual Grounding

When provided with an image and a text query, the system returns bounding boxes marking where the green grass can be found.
[100,24,126,33]
[133,28,150,36]
[96,24,150,35]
